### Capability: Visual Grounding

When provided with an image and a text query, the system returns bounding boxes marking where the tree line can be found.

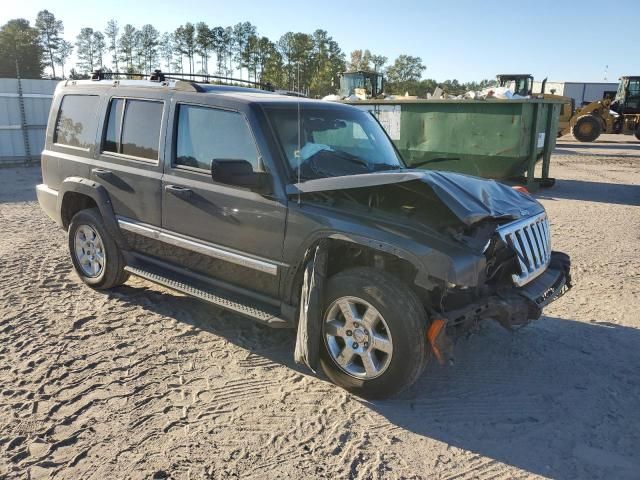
[0,11,495,97]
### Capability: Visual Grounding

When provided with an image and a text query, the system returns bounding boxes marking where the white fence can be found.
[0,78,58,166]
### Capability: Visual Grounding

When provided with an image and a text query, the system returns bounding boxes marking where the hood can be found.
[286,170,543,226]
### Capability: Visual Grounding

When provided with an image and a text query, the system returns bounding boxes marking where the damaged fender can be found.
[294,240,329,371]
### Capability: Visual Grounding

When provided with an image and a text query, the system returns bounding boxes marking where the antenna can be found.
[297,62,301,205]
[604,65,609,82]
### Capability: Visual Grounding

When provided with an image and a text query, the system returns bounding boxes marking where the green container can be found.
[346,98,563,187]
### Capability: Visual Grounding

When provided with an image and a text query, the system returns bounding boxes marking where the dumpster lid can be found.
[286,170,543,226]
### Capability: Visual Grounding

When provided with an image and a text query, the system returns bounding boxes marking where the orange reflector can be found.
[427,319,447,364]
[512,185,529,194]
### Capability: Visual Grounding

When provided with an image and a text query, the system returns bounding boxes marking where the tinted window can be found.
[175,104,259,171]
[103,98,124,153]
[103,98,163,161]
[54,95,99,149]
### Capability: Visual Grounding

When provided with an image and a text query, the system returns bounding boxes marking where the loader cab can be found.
[339,71,384,98]
[496,74,534,96]
[614,76,640,114]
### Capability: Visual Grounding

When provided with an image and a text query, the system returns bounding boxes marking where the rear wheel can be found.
[68,208,128,289]
[571,115,602,142]
[634,125,640,141]
[319,267,429,399]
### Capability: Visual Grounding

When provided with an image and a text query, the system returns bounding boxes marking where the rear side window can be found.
[53,95,99,149]
[174,104,259,171]
[103,98,163,161]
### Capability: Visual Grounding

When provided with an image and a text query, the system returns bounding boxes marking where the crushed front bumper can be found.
[444,251,572,332]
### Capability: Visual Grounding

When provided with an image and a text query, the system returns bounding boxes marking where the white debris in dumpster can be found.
[430,85,530,100]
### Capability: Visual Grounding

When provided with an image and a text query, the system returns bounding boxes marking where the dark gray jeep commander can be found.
[37,73,571,398]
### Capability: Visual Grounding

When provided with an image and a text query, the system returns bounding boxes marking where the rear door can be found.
[94,92,168,249]
[159,100,286,298]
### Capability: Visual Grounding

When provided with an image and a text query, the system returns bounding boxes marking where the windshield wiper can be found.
[411,157,460,168]
[370,163,402,171]
[326,149,368,167]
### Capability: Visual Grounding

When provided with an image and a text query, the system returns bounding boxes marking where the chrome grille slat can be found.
[531,223,544,266]
[534,221,548,262]
[525,228,541,268]
[496,212,552,287]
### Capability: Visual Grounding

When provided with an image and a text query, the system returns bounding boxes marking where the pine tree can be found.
[105,19,119,71]
[35,10,63,78]
[118,24,137,72]
[75,28,105,72]
[0,19,44,78]
[56,40,73,78]
[158,32,173,72]
[139,24,159,73]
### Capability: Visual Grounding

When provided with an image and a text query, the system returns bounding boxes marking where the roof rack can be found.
[90,69,275,92]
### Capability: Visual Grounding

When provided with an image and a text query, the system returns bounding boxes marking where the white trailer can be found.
[533,81,618,106]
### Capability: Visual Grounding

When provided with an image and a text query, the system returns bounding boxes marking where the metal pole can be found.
[526,102,542,189]
[16,59,32,166]
[541,103,559,181]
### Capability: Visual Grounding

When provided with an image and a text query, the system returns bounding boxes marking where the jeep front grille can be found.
[496,212,551,287]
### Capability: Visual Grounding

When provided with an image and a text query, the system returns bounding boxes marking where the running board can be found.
[124,265,289,328]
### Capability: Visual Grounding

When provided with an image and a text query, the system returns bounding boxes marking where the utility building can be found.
[533,81,618,106]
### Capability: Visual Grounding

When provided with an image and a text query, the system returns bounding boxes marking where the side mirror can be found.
[211,159,271,194]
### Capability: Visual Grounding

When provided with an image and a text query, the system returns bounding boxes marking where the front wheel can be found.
[571,114,602,142]
[68,208,128,289]
[319,267,429,399]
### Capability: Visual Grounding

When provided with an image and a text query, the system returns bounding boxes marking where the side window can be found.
[103,98,163,161]
[175,104,259,171]
[104,98,124,153]
[53,95,100,149]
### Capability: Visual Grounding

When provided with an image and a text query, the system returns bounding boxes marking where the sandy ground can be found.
[1,134,639,479]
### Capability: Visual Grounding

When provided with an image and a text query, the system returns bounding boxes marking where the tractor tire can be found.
[571,115,602,142]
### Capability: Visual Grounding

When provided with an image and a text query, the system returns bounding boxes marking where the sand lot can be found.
[1,135,639,479]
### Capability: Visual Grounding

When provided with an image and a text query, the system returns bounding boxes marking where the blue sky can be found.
[4,0,639,82]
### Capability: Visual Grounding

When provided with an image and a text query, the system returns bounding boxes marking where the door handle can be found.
[164,184,193,199]
[92,168,113,178]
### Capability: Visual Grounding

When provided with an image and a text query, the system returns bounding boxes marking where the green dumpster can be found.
[346,98,563,188]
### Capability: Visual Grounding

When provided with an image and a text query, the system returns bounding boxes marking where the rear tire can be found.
[68,208,128,290]
[319,267,429,399]
[571,115,602,142]
[634,126,640,141]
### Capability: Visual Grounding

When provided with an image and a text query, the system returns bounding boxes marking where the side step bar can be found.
[124,265,289,328]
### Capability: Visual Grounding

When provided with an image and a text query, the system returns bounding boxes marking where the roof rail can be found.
[89,69,275,92]
[162,72,275,92]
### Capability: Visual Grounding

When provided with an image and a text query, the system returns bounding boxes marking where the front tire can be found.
[319,267,429,399]
[68,208,128,289]
[571,114,602,142]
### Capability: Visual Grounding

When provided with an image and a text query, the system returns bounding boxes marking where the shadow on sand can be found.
[537,178,640,206]
[109,283,640,480]
[556,141,640,150]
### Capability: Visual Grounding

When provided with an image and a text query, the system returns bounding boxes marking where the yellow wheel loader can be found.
[568,76,640,142]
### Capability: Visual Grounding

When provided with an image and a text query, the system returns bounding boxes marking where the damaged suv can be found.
[37,74,571,398]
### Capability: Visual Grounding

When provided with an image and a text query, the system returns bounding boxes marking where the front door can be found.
[160,101,286,298]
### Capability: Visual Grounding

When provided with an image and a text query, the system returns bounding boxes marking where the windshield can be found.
[264,105,403,181]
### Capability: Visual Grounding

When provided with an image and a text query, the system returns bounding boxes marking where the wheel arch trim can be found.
[57,176,127,248]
